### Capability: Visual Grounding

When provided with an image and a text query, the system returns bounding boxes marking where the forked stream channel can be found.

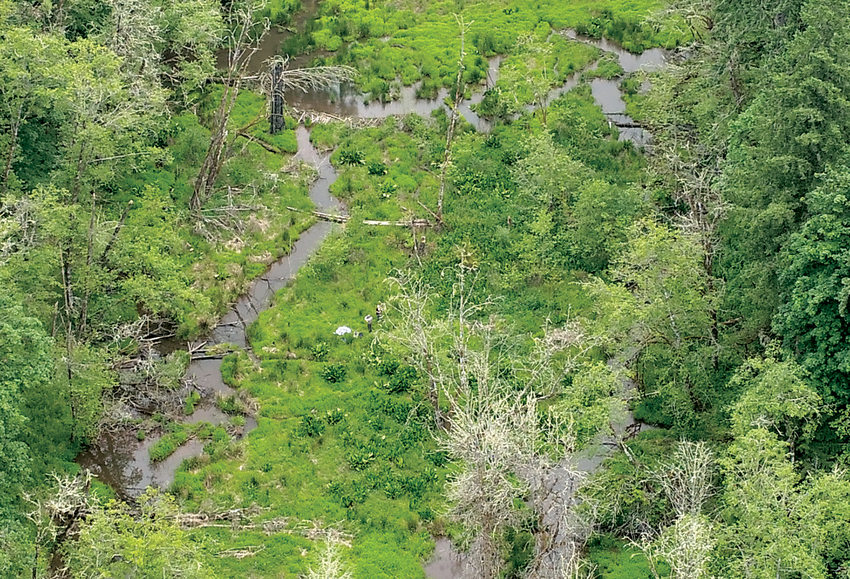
[79,17,669,576]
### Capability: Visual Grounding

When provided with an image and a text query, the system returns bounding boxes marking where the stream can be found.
[76,127,341,496]
[78,10,668,576]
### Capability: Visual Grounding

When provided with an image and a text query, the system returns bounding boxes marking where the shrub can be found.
[385,366,418,393]
[367,160,388,175]
[324,407,346,425]
[216,392,245,415]
[321,363,347,383]
[300,413,326,437]
[377,358,400,376]
[311,341,330,361]
[183,391,201,415]
[347,447,376,470]
[338,149,364,165]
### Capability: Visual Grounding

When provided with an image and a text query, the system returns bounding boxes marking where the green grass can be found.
[171,44,658,573]
[587,534,661,578]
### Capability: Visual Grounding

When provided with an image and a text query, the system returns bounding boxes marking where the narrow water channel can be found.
[77,128,341,497]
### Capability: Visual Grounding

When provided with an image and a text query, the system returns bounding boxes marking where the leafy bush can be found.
[311,340,330,361]
[347,447,376,471]
[384,365,418,394]
[338,149,364,165]
[299,413,326,437]
[321,363,347,383]
[367,160,388,175]
[324,408,346,425]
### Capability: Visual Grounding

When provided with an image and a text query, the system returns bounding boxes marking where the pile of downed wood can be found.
[291,107,382,128]
[286,205,434,228]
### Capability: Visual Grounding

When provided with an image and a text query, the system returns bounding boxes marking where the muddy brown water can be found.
[80,10,667,573]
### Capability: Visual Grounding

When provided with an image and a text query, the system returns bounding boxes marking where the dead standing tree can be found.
[437,15,472,222]
[382,257,491,428]
[382,262,602,577]
[262,56,356,135]
[442,324,594,579]
[636,440,715,579]
[191,1,268,213]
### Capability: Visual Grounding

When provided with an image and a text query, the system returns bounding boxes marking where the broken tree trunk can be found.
[269,61,285,134]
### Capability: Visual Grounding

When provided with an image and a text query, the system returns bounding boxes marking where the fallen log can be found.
[235,131,284,154]
[362,218,435,227]
[286,206,434,227]
[286,206,349,223]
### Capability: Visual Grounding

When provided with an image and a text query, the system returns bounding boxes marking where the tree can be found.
[719,0,850,340]
[638,441,715,579]
[0,294,54,511]
[383,262,616,577]
[436,14,471,222]
[305,530,353,579]
[715,428,823,578]
[729,350,821,455]
[774,166,850,407]
[63,488,204,578]
[383,260,492,427]
[0,25,64,196]
[441,336,592,579]
[191,0,268,212]
[589,220,715,425]
[96,0,222,100]
[510,133,643,275]
[498,26,562,126]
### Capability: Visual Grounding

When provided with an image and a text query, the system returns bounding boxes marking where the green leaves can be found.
[775,166,850,405]
[64,489,205,578]
[729,352,821,447]
[0,294,54,510]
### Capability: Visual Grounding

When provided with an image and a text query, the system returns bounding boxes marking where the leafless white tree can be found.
[24,471,93,577]
[437,14,472,222]
[636,441,715,579]
[655,439,714,518]
[382,261,616,577]
[382,257,492,427]
[304,528,353,579]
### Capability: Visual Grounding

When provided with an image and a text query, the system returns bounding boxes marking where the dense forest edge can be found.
[2,0,850,577]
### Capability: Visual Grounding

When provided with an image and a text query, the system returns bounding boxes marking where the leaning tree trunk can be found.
[191,2,266,213]
[192,81,240,212]
[269,61,285,134]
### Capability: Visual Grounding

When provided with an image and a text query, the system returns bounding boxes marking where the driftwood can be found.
[286,205,349,223]
[216,545,266,559]
[362,218,434,227]
[291,107,382,128]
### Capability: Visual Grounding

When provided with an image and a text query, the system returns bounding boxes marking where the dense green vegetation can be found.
[2,0,850,577]
[298,0,681,100]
